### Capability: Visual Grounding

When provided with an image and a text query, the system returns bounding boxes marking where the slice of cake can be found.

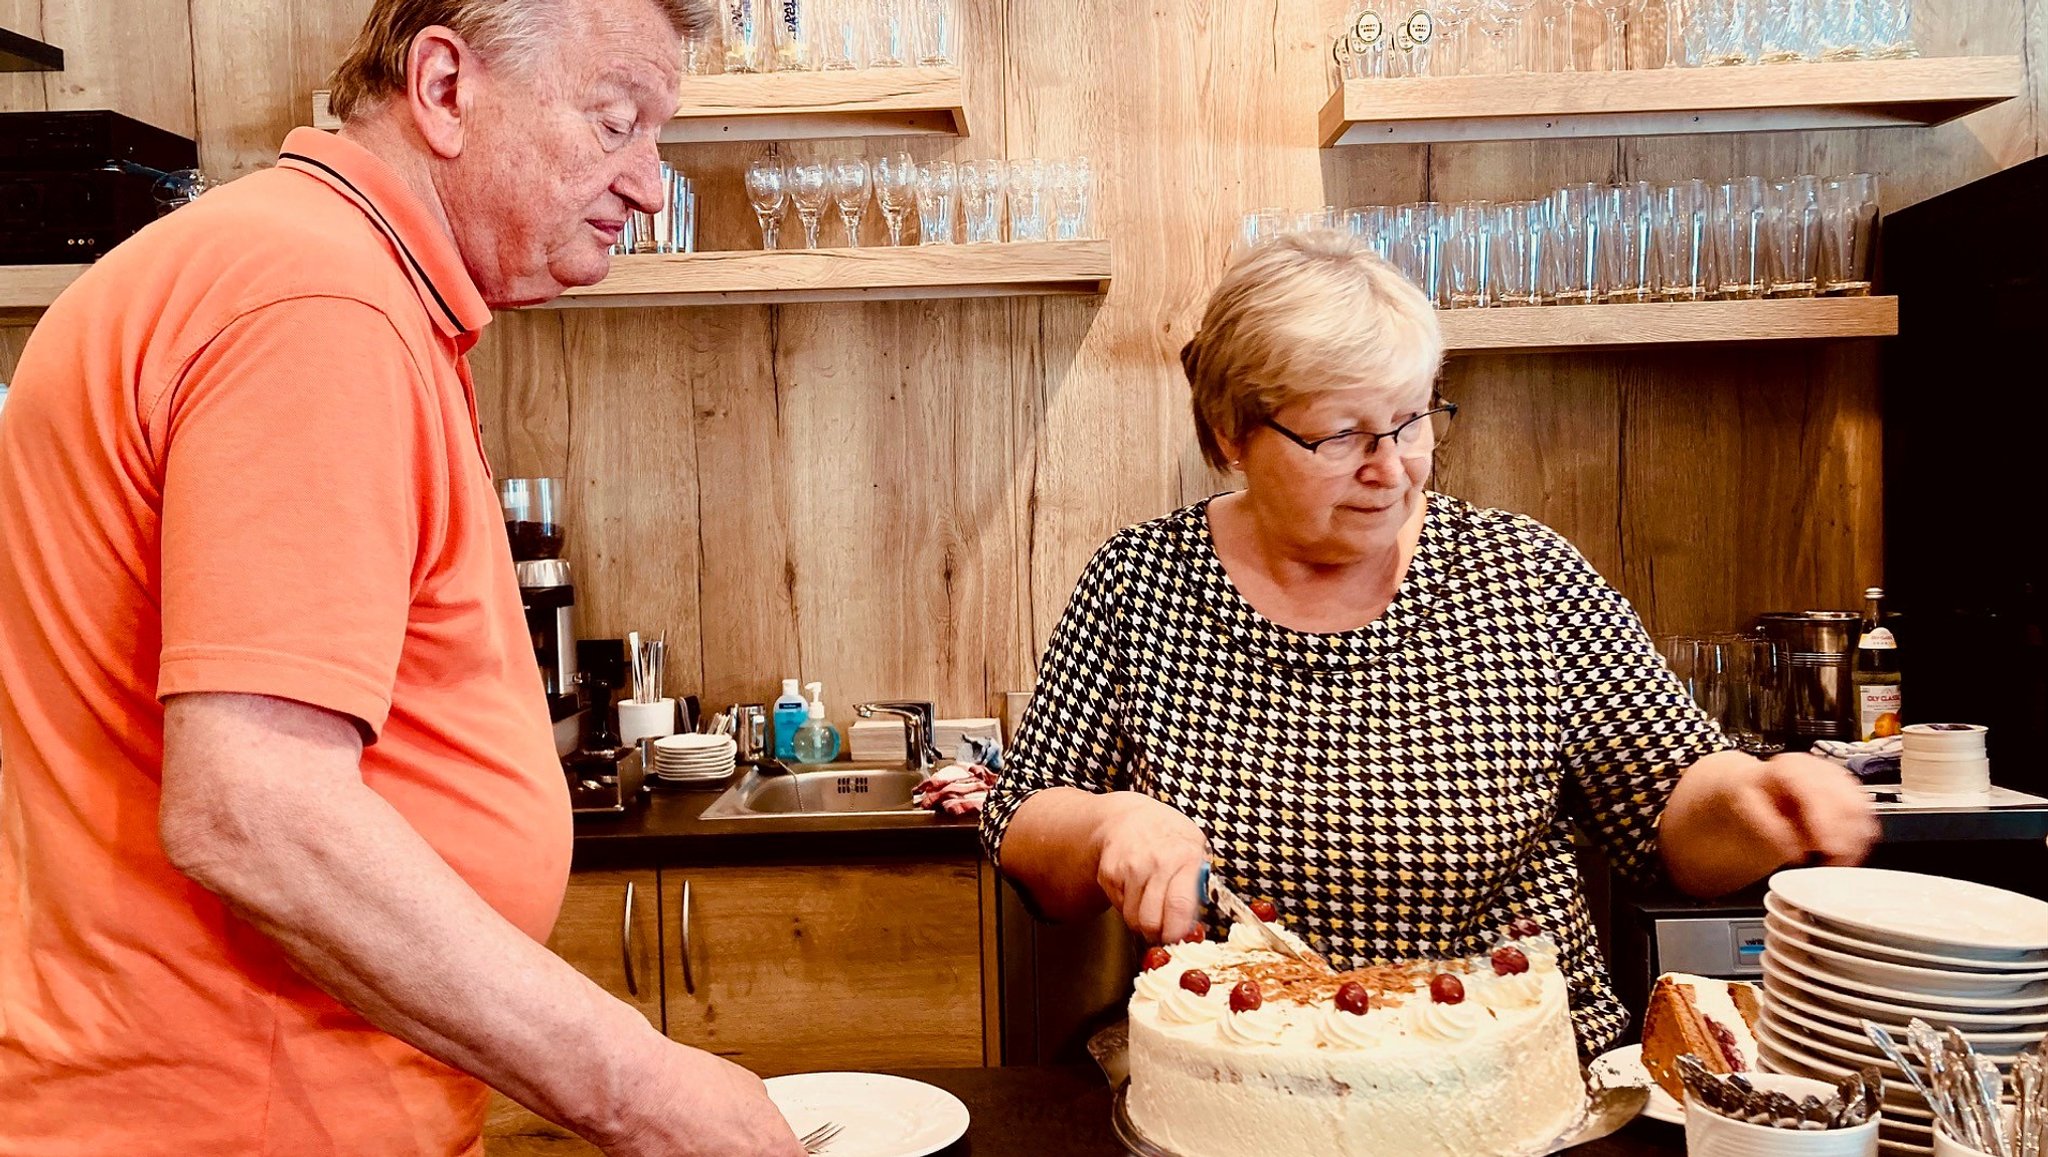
[1639,973,1763,1104]
[1124,916,1585,1157]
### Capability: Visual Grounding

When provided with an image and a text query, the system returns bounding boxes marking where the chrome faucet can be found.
[853,700,939,774]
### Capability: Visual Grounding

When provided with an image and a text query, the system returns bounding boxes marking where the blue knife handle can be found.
[1195,862,1210,907]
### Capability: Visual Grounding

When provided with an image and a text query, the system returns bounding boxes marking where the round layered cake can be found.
[1125,922,1585,1157]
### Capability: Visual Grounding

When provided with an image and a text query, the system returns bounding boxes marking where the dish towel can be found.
[1810,735,1903,783]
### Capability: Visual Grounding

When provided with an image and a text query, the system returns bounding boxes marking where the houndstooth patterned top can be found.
[980,492,1732,1052]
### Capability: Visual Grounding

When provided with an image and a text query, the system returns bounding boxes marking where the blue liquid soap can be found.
[792,681,842,764]
[772,678,807,760]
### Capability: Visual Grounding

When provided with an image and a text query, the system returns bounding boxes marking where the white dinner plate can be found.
[1762,955,2048,1030]
[1768,943,2048,1010]
[1762,986,2042,1058]
[1757,1008,1903,1078]
[762,1072,969,1157]
[1764,895,2048,975]
[1761,970,2048,1050]
[1588,1044,1683,1125]
[1769,869,2048,957]
[1766,916,2048,995]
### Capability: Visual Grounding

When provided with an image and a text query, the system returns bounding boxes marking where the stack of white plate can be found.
[1758,867,2048,1156]
[650,733,737,784]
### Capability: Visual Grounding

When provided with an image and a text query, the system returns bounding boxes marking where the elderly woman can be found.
[980,231,1878,1051]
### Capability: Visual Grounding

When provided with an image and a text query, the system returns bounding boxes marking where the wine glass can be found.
[1431,0,1487,74]
[744,154,788,250]
[1489,0,1544,71]
[1592,0,1634,69]
[788,160,830,249]
[915,160,958,244]
[829,155,871,247]
[874,152,918,247]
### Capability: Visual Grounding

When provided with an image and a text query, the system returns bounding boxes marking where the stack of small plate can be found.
[650,733,737,784]
[1758,867,2048,1156]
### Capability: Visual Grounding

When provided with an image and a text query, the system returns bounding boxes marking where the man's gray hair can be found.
[328,0,713,121]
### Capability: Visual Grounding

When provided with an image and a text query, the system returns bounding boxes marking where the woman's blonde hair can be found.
[329,0,715,121]
[1181,230,1444,470]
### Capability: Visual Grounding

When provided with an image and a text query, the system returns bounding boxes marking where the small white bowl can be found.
[1685,1073,1880,1157]
[1931,1108,2014,1157]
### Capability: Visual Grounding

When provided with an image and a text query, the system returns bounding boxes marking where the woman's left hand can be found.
[1659,750,1881,898]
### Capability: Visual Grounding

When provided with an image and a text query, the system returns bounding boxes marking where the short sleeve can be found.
[155,297,433,739]
[979,533,1135,868]
[1540,527,1734,886]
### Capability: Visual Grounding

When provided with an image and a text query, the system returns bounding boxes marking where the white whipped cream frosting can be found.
[1133,966,1182,1002]
[1468,970,1547,1011]
[1410,998,1491,1042]
[1316,1004,1398,1049]
[1217,1006,1290,1046]
[1157,986,1228,1026]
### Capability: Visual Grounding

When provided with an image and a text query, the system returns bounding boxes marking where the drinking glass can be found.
[1389,18,1430,78]
[1446,200,1494,309]
[1765,175,1821,298]
[958,159,1006,243]
[1819,173,1878,296]
[874,152,918,246]
[818,0,866,68]
[1007,159,1049,242]
[1390,202,1445,307]
[745,154,788,250]
[916,0,959,65]
[1345,205,1392,259]
[829,155,871,246]
[1490,0,1545,72]
[1812,0,1864,59]
[1490,200,1546,306]
[789,160,830,249]
[774,0,812,71]
[1654,179,1711,301]
[1867,0,1915,58]
[1602,180,1654,303]
[722,0,766,72]
[870,0,911,66]
[1590,0,1634,70]
[1432,0,1487,75]
[1350,9,1392,78]
[1239,207,1289,252]
[1713,176,1767,300]
[916,159,957,244]
[1052,157,1095,241]
[1537,0,1581,72]
[1292,205,1339,233]
[1549,182,1604,305]
[1757,0,1813,61]
[1696,0,1759,63]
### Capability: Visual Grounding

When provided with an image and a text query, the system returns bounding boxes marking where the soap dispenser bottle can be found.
[792,681,841,764]
[772,678,806,760]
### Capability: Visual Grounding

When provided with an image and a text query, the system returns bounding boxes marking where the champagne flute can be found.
[789,160,830,249]
[829,154,871,247]
[874,152,918,247]
[745,153,789,250]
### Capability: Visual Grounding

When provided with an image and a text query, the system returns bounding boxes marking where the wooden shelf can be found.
[0,263,89,325]
[1320,56,2021,146]
[545,241,1111,309]
[1438,296,1898,353]
[0,27,64,72]
[313,67,968,144]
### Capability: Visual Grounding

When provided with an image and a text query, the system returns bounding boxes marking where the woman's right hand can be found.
[1090,791,1210,944]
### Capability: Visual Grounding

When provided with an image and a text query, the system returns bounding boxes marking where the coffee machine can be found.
[499,478,579,729]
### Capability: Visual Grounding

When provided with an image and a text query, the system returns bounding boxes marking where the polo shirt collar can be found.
[275,128,492,342]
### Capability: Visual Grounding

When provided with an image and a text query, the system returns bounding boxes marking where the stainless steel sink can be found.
[696,763,933,820]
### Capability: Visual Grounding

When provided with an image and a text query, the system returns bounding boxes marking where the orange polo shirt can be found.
[0,129,571,1155]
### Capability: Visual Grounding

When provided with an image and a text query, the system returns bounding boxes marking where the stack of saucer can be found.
[1900,723,1991,800]
[650,733,737,785]
[1758,867,2048,1155]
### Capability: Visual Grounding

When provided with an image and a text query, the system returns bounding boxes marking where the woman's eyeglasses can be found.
[1263,403,1458,469]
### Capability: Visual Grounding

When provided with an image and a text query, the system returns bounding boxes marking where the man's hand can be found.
[1091,792,1211,944]
[1661,750,1880,898]
[604,1043,803,1157]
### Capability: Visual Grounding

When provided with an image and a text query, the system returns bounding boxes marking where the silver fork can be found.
[800,1122,843,1154]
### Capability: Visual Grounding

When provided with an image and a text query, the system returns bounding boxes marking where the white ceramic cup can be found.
[618,698,678,746]
[1684,1073,1880,1157]
[1932,1107,2015,1157]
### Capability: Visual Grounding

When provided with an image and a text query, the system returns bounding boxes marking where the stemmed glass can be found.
[829,155,871,247]
[1488,0,1543,72]
[744,153,788,251]
[874,153,918,247]
[788,161,830,249]
[1431,0,1486,75]
[1591,0,1634,69]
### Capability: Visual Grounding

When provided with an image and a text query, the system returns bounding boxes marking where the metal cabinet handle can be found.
[678,878,696,995]
[621,880,639,997]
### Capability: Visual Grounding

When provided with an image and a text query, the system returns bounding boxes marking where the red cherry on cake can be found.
[1179,969,1212,996]
[1180,925,1208,944]
[1334,981,1371,1016]
[1230,980,1263,1013]
[1508,916,1542,938]
[1249,898,1279,922]
[1142,947,1173,973]
[1430,974,1466,1005]
[1491,946,1531,976]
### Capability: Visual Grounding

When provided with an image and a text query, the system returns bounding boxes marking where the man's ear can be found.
[405,25,474,159]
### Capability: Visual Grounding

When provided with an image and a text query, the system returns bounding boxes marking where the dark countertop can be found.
[570,779,982,871]
[890,1064,1685,1157]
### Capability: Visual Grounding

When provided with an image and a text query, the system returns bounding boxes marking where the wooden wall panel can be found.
[1,0,2044,720]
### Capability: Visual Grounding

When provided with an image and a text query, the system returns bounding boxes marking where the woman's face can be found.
[1230,383,1437,565]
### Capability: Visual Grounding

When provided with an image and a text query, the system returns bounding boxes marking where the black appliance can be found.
[0,110,197,265]
[1882,156,2048,798]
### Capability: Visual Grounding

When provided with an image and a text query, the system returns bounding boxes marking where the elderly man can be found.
[0,1,802,1154]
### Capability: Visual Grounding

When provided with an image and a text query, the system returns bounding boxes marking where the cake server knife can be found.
[1195,863,1316,966]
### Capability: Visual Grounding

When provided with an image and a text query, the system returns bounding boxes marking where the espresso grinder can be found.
[499,478,579,730]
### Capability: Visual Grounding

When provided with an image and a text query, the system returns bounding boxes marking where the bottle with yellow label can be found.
[1853,586,1902,740]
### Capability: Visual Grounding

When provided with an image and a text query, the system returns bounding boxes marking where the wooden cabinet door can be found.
[485,869,662,1156]
[661,860,984,1076]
